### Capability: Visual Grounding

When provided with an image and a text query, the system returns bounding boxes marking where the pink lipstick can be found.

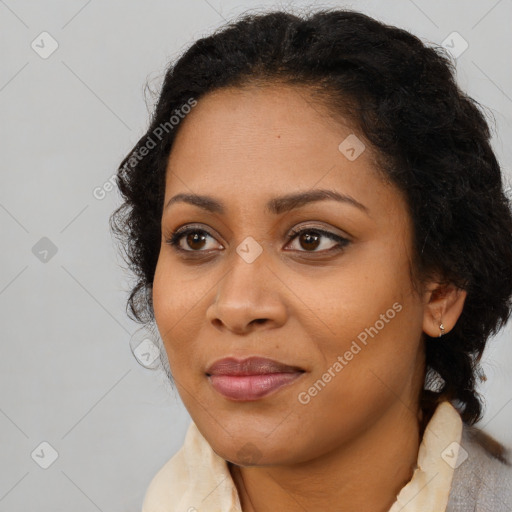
[206,356,305,401]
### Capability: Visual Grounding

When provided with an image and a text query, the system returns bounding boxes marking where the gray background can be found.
[1,0,511,510]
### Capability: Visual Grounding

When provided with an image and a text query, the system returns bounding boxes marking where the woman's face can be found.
[153,84,428,465]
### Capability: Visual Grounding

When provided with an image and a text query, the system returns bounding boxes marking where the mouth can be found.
[206,356,305,401]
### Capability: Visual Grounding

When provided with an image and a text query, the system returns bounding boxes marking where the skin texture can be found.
[152,84,467,512]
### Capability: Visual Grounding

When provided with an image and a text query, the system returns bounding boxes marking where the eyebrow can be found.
[164,188,369,216]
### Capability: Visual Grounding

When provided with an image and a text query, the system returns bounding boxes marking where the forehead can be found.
[169,84,353,166]
[164,85,404,220]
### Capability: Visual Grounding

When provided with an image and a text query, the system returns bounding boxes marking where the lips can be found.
[206,356,304,376]
[206,357,305,401]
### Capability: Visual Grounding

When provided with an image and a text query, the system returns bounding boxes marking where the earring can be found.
[438,323,445,337]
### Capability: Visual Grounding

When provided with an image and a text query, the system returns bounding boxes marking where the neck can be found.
[229,400,422,512]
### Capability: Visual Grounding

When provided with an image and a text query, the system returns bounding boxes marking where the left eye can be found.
[285,228,349,252]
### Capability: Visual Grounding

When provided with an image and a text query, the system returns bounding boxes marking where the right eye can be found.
[165,226,224,252]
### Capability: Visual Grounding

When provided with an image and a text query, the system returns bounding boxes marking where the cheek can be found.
[306,245,423,400]
[319,298,422,410]
[294,302,423,457]
[317,244,413,342]
[152,257,176,339]
[152,256,203,369]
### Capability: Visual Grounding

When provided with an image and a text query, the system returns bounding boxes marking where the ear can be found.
[422,281,467,338]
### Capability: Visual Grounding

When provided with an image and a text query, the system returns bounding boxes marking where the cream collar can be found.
[142,401,463,511]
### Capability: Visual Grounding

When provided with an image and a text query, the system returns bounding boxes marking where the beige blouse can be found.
[142,401,463,511]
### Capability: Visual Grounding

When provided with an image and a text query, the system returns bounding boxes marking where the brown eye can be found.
[298,231,321,251]
[286,228,350,253]
[186,232,208,250]
[166,227,222,252]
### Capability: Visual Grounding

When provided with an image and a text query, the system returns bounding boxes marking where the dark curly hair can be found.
[110,7,512,428]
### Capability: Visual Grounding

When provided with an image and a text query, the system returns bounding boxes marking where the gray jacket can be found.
[447,425,512,511]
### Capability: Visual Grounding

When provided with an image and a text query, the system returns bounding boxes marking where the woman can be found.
[110,8,512,511]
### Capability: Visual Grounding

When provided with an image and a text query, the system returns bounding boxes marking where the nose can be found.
[205,251,287,334]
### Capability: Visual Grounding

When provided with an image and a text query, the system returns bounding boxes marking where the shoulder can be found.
[447,424,512,511]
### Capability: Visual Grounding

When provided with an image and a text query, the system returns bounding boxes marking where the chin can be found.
[207,431,294,467]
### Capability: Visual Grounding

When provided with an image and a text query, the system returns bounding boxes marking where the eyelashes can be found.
[286,226,350,253]
[166,227,221,253]
[165,224,350,256]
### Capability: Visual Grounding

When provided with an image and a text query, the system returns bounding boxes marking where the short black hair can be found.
[110,8,512,426]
